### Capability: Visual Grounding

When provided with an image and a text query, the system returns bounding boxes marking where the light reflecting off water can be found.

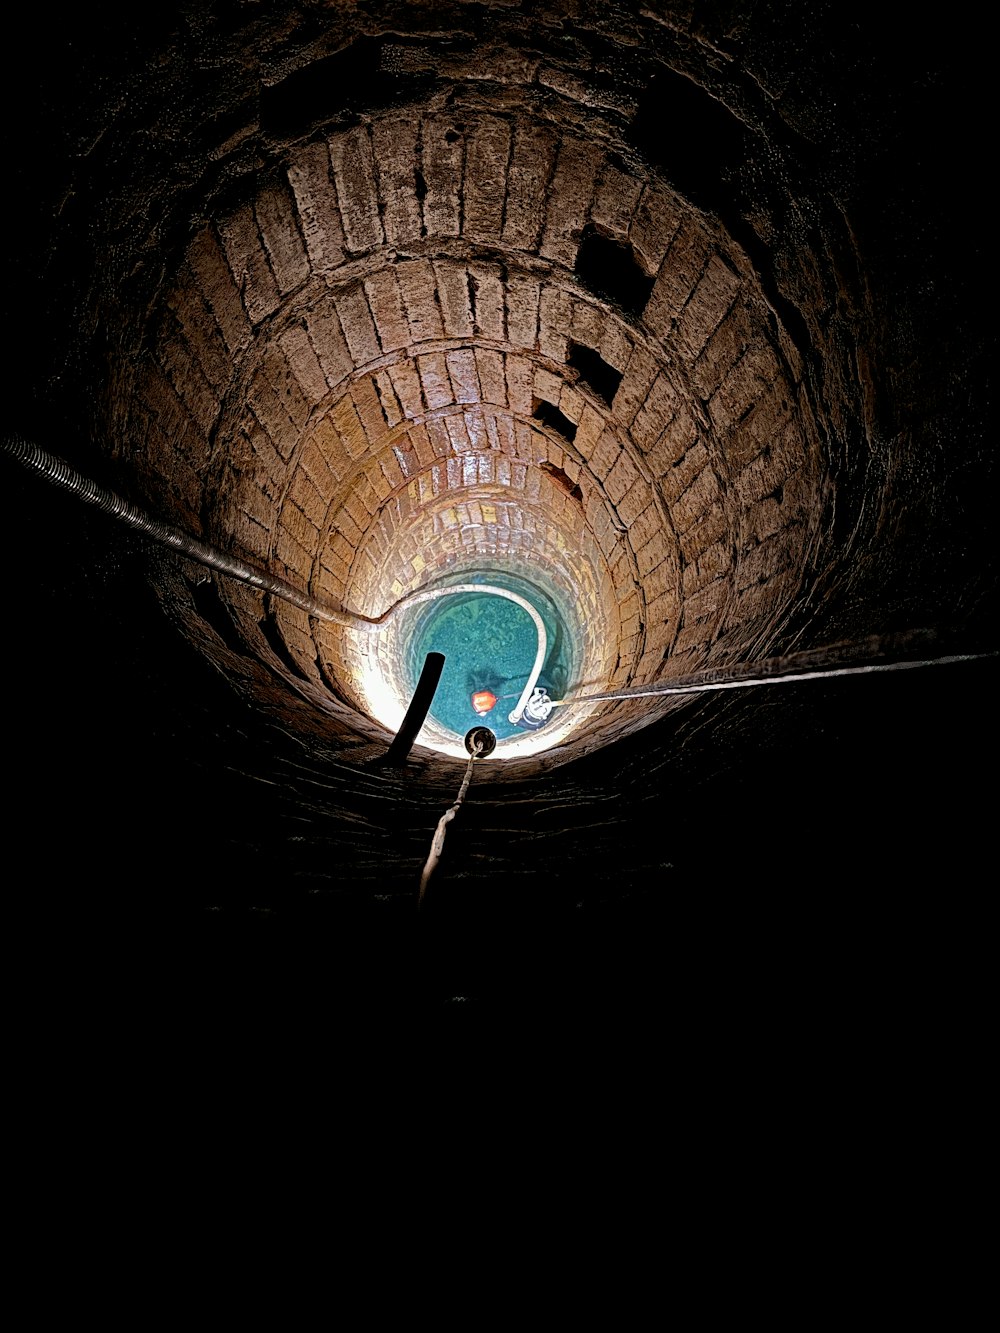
[408,574,574,744]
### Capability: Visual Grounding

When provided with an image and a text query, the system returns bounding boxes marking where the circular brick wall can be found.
[75,3,893,776]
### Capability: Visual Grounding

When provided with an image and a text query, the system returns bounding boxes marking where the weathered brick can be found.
[506,273,539,349]
[743,494,785,547]
[618,477,653,528]
[660,441,710,504]
[505,355,534,414]
[646,589,679,629]
[398,259,444,343]
[247,421,287,496]
[636,532,666,578]
[433,260,474,338]
[542,440,565,471]
[166,276,232,394]
[599,319,633,375]
[298,434,337,497]
[319,537,348,583]
[276,516,315,573]
[538,284,572,362]
[287,469,325,526]
[461,453,479,487]
[605,450,641,504]
[540,137,603,267]
[689,296,755,400]
[232,509,270,562]
[420,115,464,238]
[330,529,357,566]
[613,344,659,426]
[160,329,219,435]
[468,262,505,341]
[673,621,713,654]
[475,349,506,406]
[343,482,372,531]
[708,344,782,436]
[287,141,347,273]
[185,226,251,355]
[503,120,558,250]
[647,406,700,475]
[697,539,732,584]
[629,185,682,276]
[675,252,742,360]
[779,461,813,517]
[558,383,585,425]
[426,417,452,457]
[304,302,353,389]
[533,365,563,405]
[217,203,280,324]
[363,268,409,354]
[364,458,391,504]
[247,371,296,456]
[417,352,453,410]
[447,415,472,454]
[308,414,349,485]
[256,180,309,295]
[372,369,403,427]
[387,359,426,420]
[371,116,422,247]
[642,217,712,336]
[331,395,369,462]
[278,324,328,405]
[474,431,496,474]
[352,376,388,441]
[238,478,276,535]
[261,342,310,431]
[588,429,622,481]
[568,297,606,354]
[446,349,480,404]
[330,126,384,254]
[736,529,789,591]
[572,402,605,455]
[642,555,678,603]
[682,580,723,624]
[407,422,435,468]
[679,503,727,563]
[336,284,381,366]
[389,439,417,480]
[463,115,511,244]
[672,467,720,534]
[591,161,643,238]
[631,373,679,452]
[725,379,796,469]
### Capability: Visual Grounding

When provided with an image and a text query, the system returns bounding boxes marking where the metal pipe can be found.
[2,439,551,708]
[2,432,363,627]
[552,636,997,706]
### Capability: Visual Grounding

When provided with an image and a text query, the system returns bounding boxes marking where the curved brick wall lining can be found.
[109,54,832,766]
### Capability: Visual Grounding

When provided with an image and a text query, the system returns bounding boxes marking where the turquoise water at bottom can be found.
[409,584,573,742]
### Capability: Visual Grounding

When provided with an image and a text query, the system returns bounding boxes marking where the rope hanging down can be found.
[418,727,495,907]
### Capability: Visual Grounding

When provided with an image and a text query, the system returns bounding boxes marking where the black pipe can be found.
[377,652,446,766]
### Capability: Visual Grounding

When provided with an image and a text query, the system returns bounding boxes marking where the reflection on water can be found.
[407,574,574,742]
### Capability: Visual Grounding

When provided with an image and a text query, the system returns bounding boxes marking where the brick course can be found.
[133,94,821,760]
